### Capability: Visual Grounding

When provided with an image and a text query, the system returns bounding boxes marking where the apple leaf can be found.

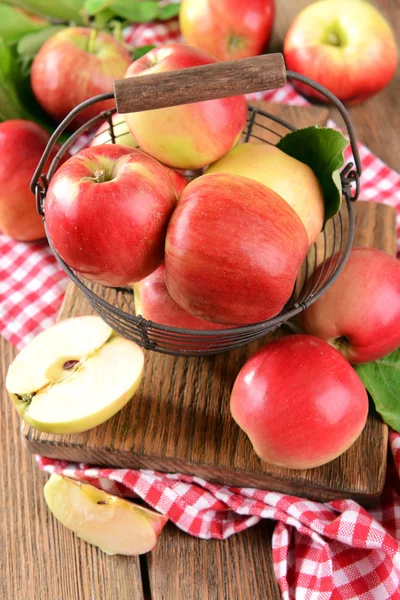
[84,0,114,15]
[355,348,400,432]
[133,44,155,60]
[0,4,47,45]
[277,126,348,225]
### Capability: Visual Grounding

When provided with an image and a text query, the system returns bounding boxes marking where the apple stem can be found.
[94,169,106,183]
[87,29,98,54]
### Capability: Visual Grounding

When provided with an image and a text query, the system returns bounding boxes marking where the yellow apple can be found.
[206,142,324,246]
[6,316,144,434]
[44,474,168,555]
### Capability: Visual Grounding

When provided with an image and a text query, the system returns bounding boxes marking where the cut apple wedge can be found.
[6,316,144,434]
[44,474,168,555]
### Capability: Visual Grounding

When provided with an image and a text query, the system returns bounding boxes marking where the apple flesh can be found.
[284,0,397,104]
[44,474,168,555]
[0,120,66,241]
[123,43,248,170]
[165,173,308,325]
[6,316,144,434]
[207,143,324,246]
[180,0,274,61]
[134,264,227,330]
[298,247,400,364]
[31,27,132,128]
[230,335,369,469]
[45,145,178,286]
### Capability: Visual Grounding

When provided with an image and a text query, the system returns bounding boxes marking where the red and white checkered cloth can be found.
[2,18,400,600]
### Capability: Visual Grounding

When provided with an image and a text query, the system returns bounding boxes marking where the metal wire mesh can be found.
[34,93,359,356]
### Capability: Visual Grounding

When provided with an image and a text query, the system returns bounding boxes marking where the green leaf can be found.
[3,0,85,23]
[277,126,348,224]
[355,348,400,432]
[133,44,154,60]
[111,1,160,22]
[84,0,113,15]
[17,25,66,72]
[0,39,30,121]
[0,5,47,45]
[158,3,180,19]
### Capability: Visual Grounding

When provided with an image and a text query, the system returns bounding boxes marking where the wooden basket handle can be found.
[114,53,286,114]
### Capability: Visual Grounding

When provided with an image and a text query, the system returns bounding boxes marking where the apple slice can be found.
[44,474,168,555]
[6,316,144,434]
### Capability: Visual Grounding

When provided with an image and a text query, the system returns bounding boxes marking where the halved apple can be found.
[44,474,168,555]
[6,316,144,434]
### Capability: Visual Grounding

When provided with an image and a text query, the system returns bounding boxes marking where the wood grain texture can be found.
[147,521,280,600]
[115,54,286,113]
[23,201,394,505]
[0,338,145,600]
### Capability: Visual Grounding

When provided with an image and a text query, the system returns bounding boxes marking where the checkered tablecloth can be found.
[2,18,400,600]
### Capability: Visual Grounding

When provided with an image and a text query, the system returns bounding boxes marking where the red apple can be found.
[165,173,308,325]
[180,0,274,61]
[45,145,178,286]
[230,335,369,469]
[31,27,132,128]
[298,247,400,364]
[123,44,248,170]
[0,120,66,241]
[134,264,227,330]
[284,0,397,104]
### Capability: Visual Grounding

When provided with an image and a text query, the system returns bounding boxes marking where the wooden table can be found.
[1,2,399,598]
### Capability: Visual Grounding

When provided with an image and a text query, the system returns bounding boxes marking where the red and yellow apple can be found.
[298,247,400,364]
[230,335,369,469]
[165,173,308,325]
[123,44,248,169]
[90,114,138,147]
[44,474,168,555]
[0,119,66,241]
[180,0,274,61]
[134,264,227,330]
[6,316,144,434]
[31,27,132,128]
[206,142,324,246]
[284,0,398,104]
[45,145,178,286]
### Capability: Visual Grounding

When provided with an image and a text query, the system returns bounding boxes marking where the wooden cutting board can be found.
[22,103,395,505]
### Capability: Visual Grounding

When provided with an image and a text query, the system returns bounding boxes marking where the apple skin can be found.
[44,474,168,555]
[134,264,227,330]
[45,145,178,286]
[0,120,67,241]
[297,247,400,364]
[31,27,132,128]
[164,173,308,325]
[90,114,139,148]
[123,43,248,170]
[179,0,274,61]
[206,143,324,246]
[230,335,369,469]
[284,0,398,105]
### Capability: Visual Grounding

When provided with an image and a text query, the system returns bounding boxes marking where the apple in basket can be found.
[6,316,144,434]
[207,142,325,246]
[31,27,132,128]
[123,43,248,170]
[297,247,400,364]
[165,173,308,325]
[0,119,68,241]
[180,0,275,61]
[134,264,228,330]
[44,474,168,555]
[230,335,369,469]
[89,119,188,196]
[283,0,397,104]
[45,145,178,286]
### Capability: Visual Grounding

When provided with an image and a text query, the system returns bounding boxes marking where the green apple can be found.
[44,474,168,555]
[206,142,325,246]
[6,316,144,434]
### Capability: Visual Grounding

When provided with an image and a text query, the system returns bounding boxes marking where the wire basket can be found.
[31,55,361,356]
